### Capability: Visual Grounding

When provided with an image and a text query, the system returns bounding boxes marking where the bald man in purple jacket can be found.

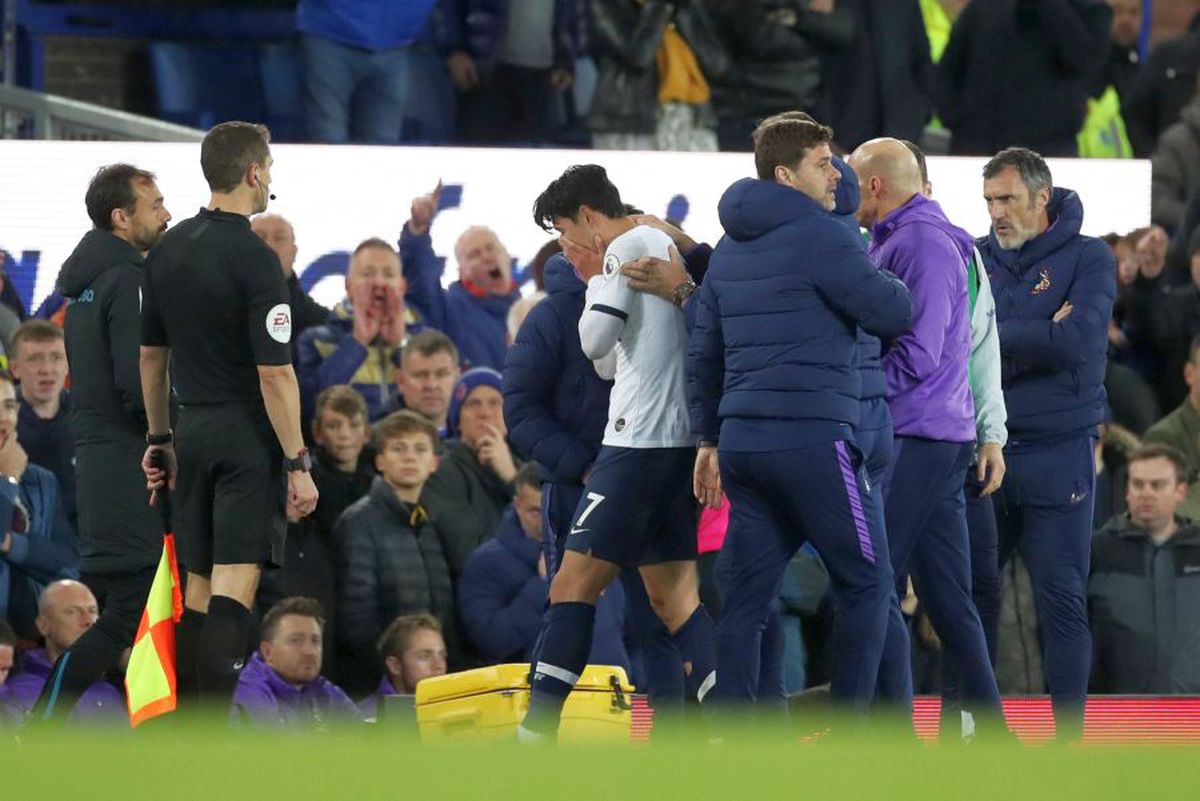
[848,138,1004,733]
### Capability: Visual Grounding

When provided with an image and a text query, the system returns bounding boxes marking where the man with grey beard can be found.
[976,147,1115,739]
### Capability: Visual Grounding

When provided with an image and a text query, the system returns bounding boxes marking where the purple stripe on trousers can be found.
[834,441,876,564]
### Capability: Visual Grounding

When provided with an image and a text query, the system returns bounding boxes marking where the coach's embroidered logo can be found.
[1031,269,1051,295]
[614,418,626,432]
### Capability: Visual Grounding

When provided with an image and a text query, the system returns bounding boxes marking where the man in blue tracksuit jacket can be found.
[977,147,1116,737]
[688,118,912,710]
[849,138,1003,726]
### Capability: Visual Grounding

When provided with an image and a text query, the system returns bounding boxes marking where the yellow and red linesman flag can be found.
[124,533,183,727]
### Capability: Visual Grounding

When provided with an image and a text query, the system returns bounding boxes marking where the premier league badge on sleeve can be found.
[604,253,621,276]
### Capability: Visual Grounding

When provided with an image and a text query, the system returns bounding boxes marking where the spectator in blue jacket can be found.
[296,0,454,143]
[688,117,912,710]
[232,597,362,729]
[399,185,519,371]
[296,238,427,421]
[977,147,1116,737]
[0,368,78,642]
[457,465,630,668]
[441,0,583,144]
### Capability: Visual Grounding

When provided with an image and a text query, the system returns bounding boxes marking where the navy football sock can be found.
[671,604,718,703]
[521,602,595,738]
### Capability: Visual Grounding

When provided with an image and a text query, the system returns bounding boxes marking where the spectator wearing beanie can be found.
[423,367,523,577]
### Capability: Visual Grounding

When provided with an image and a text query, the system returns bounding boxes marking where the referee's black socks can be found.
[196,595,251,708]
[177,606,206,701]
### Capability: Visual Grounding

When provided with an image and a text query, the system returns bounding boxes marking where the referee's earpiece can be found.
[255,173,277,202]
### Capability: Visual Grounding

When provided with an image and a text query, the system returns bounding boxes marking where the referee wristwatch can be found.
[672,278,697,309]
[285,448,312,473]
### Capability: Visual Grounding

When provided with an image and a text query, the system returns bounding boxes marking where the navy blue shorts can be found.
[564,446,697,568]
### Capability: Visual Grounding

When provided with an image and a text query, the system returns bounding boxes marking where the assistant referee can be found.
[140,122,318,709]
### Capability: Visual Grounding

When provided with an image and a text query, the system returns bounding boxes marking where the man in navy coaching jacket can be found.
[688,118,913,711]
[977,147,1116,738]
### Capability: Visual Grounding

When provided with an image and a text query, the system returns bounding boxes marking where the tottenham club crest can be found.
[604,253,621,276]
[1031,268,1052,295]
[266,303,292,344]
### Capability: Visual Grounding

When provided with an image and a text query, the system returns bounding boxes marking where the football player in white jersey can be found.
[518,165,716,740]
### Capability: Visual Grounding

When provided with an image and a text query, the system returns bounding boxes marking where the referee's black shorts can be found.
[175,402,286,574]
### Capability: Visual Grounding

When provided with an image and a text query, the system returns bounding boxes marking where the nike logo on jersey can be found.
[569,527,589,536]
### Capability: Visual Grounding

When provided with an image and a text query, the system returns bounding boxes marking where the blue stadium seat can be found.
[149,42,266,131]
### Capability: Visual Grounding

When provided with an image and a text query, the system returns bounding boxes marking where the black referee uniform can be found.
[140,206,293,573]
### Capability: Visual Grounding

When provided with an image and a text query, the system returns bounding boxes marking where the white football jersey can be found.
[578,225,692,448]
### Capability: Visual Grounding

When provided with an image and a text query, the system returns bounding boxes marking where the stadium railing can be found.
[0,82,203,140]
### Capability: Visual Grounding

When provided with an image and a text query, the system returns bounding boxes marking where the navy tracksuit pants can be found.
[855,417,914,709]
[878,437,1003,717]
[716,440,894,710]
[992,434,1095,735]
[541,481,685,707]
[941,471,1002,721]
[713,546,788,711]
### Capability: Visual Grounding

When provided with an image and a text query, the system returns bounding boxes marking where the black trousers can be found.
[32,566,157,723]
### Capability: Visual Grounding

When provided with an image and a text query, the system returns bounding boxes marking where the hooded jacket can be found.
[457,507,629,668]
[55,229,162,573]
[977,188,1116,443]
[870,194,975,443]
[831,158,893,434]
[688,178,912,452]
[503,255,611,485]
[231,652,362,729]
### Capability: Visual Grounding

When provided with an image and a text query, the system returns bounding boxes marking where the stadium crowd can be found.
[295,0,1158,161]
[2,0,1200,737]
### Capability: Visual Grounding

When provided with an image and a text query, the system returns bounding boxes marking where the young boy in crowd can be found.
[257,385,375,676]
[335,411,458,695]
